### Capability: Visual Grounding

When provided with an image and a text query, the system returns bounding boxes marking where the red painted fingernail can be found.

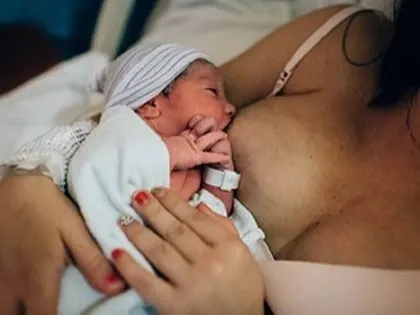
[111,249,124,260]
[106,274,119,283]
[134,191,149,205]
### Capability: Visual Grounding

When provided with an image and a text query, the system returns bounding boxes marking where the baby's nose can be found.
[225,102,236,116]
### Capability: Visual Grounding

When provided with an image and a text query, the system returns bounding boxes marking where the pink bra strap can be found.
[267,6,367,98]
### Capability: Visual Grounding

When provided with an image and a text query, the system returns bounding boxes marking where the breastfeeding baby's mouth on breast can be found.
[219,116,234,131]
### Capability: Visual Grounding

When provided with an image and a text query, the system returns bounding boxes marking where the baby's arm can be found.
[170,169,201,200]
[161,130,228,198]
[200,137,236,215]
[182,116,238,215]
[202,177,234,215]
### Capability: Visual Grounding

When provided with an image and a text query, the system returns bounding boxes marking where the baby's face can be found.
[162,61,236,134]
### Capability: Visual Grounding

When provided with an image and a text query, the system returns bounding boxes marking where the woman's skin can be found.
[0,175,125,315]
[0,4,413,314]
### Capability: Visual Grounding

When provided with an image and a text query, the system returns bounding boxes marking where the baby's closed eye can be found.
[206,88,219,96]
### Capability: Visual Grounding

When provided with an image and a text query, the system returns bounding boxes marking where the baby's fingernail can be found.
[134,191,149,205]
[118,215,134,227]
[111,249,124,260]
[151,187,167,198]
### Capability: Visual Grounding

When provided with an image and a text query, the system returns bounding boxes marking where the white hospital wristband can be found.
[203,167,241,191]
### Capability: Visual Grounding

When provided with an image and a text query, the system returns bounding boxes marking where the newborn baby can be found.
[114,48,237,212]
[84,43,238,217]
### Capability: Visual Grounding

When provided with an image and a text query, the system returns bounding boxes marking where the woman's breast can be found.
[229,98,420,267]
[228,98,359,256]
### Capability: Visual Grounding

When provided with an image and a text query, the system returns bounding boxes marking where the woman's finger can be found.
[25,263,61,315]
[149,188,239,245]
[0,284,18,315]
[197,203,238,236]
[111,249,176,314]
[131,191,209,262]
[118,216,190,285]
[60,199,125,294]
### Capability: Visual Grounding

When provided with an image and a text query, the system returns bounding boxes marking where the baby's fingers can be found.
[187,115,203,129]
[200,152,230,166]
[196,131,227,151]
[191,117,218,137]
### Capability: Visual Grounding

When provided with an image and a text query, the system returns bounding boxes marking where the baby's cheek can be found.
[204,100,224,117]
[213,107,226,125]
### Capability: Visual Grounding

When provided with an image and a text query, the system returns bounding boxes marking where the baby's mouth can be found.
[219,116,234,131]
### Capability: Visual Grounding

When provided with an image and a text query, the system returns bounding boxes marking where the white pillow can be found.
[359,0,393,17]
[297,0,393,17]
[138,0,394,65]
[138,0,294,65]
[294,0,357,16]
[92,0,391,63]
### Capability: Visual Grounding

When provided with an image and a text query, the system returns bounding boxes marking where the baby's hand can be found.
[187,115,219,139]
[206,133,234,170]
[187,115,234,170]
[163,131,229,171]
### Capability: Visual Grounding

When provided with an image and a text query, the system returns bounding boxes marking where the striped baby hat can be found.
[88,43,211,110]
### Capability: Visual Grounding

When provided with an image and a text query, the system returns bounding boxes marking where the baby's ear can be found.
[135,99,161,119]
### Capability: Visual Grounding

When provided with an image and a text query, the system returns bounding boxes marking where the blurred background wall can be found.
[0,0,392,95]
[0,0,156,59]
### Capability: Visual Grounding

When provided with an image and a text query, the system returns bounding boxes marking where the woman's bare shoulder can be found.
[222,5,393,112]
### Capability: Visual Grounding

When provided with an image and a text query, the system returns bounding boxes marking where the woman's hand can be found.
[112,188,265,315]
[0,174,125,315]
